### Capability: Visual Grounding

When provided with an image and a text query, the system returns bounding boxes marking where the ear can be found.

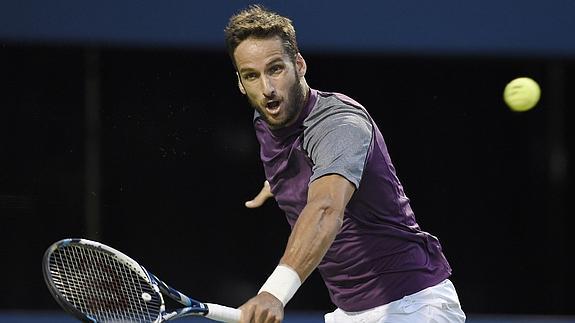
[295,53,307,78]
[236,72,246,95]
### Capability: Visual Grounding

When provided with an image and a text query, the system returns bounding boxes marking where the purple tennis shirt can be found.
[253,88,452,312]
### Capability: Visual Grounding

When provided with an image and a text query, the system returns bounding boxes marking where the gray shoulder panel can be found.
[303,94,373,187]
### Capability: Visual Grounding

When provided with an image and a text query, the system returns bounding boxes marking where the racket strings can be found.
[48,245,162,322]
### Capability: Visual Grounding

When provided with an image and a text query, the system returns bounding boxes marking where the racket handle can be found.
[205,303,241,323]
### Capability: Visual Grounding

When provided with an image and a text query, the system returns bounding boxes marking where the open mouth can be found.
[265,101,281,115]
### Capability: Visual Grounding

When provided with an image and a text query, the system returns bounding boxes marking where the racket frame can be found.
[42,238,215,322]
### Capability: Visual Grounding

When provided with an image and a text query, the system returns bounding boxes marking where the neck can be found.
[300,79,310,104]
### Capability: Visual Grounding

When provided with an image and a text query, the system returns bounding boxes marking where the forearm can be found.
[257,200,343,307]
[257,174,354,307]
[280,200,343,281]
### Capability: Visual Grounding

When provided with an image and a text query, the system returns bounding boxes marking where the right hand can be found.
[239,292,284,323]
[245,180,273,208]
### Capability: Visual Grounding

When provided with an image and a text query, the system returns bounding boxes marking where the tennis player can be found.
[224,5,466,323]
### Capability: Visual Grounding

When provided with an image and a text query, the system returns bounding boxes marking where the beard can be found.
[248,77,306,130]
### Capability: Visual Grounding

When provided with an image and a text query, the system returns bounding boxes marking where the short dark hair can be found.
[224,4,299,68]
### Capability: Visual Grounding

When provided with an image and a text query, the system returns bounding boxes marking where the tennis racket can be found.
[43,238,241,323]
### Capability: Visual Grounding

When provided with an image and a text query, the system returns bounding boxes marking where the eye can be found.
[243,72,257,81]
[269,65,284,75]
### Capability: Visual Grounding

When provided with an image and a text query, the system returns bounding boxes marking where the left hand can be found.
[239,292,284,323]
[245,180,274,208]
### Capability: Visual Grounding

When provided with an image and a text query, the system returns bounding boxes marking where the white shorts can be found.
[324,279,466,323]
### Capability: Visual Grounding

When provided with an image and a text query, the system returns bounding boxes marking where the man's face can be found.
[234,36,306,129]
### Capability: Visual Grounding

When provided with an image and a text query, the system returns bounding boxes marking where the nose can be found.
[261,76,276,98]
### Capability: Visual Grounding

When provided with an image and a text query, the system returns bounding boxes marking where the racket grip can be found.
[205,303,241,323]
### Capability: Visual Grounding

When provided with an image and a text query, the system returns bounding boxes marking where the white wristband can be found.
[258,265,302,307]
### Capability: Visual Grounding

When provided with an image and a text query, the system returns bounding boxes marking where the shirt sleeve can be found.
[303,105,373,188]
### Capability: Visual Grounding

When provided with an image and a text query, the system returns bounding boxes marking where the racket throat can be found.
[162,304,209,321]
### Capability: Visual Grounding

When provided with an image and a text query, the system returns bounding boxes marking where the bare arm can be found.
[240,174,355,322]
[280,174,355,280]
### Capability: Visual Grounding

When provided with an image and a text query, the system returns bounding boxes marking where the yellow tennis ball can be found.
[503,77,541,112]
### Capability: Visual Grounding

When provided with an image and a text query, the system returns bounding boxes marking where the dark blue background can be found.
[2,0,575,56]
